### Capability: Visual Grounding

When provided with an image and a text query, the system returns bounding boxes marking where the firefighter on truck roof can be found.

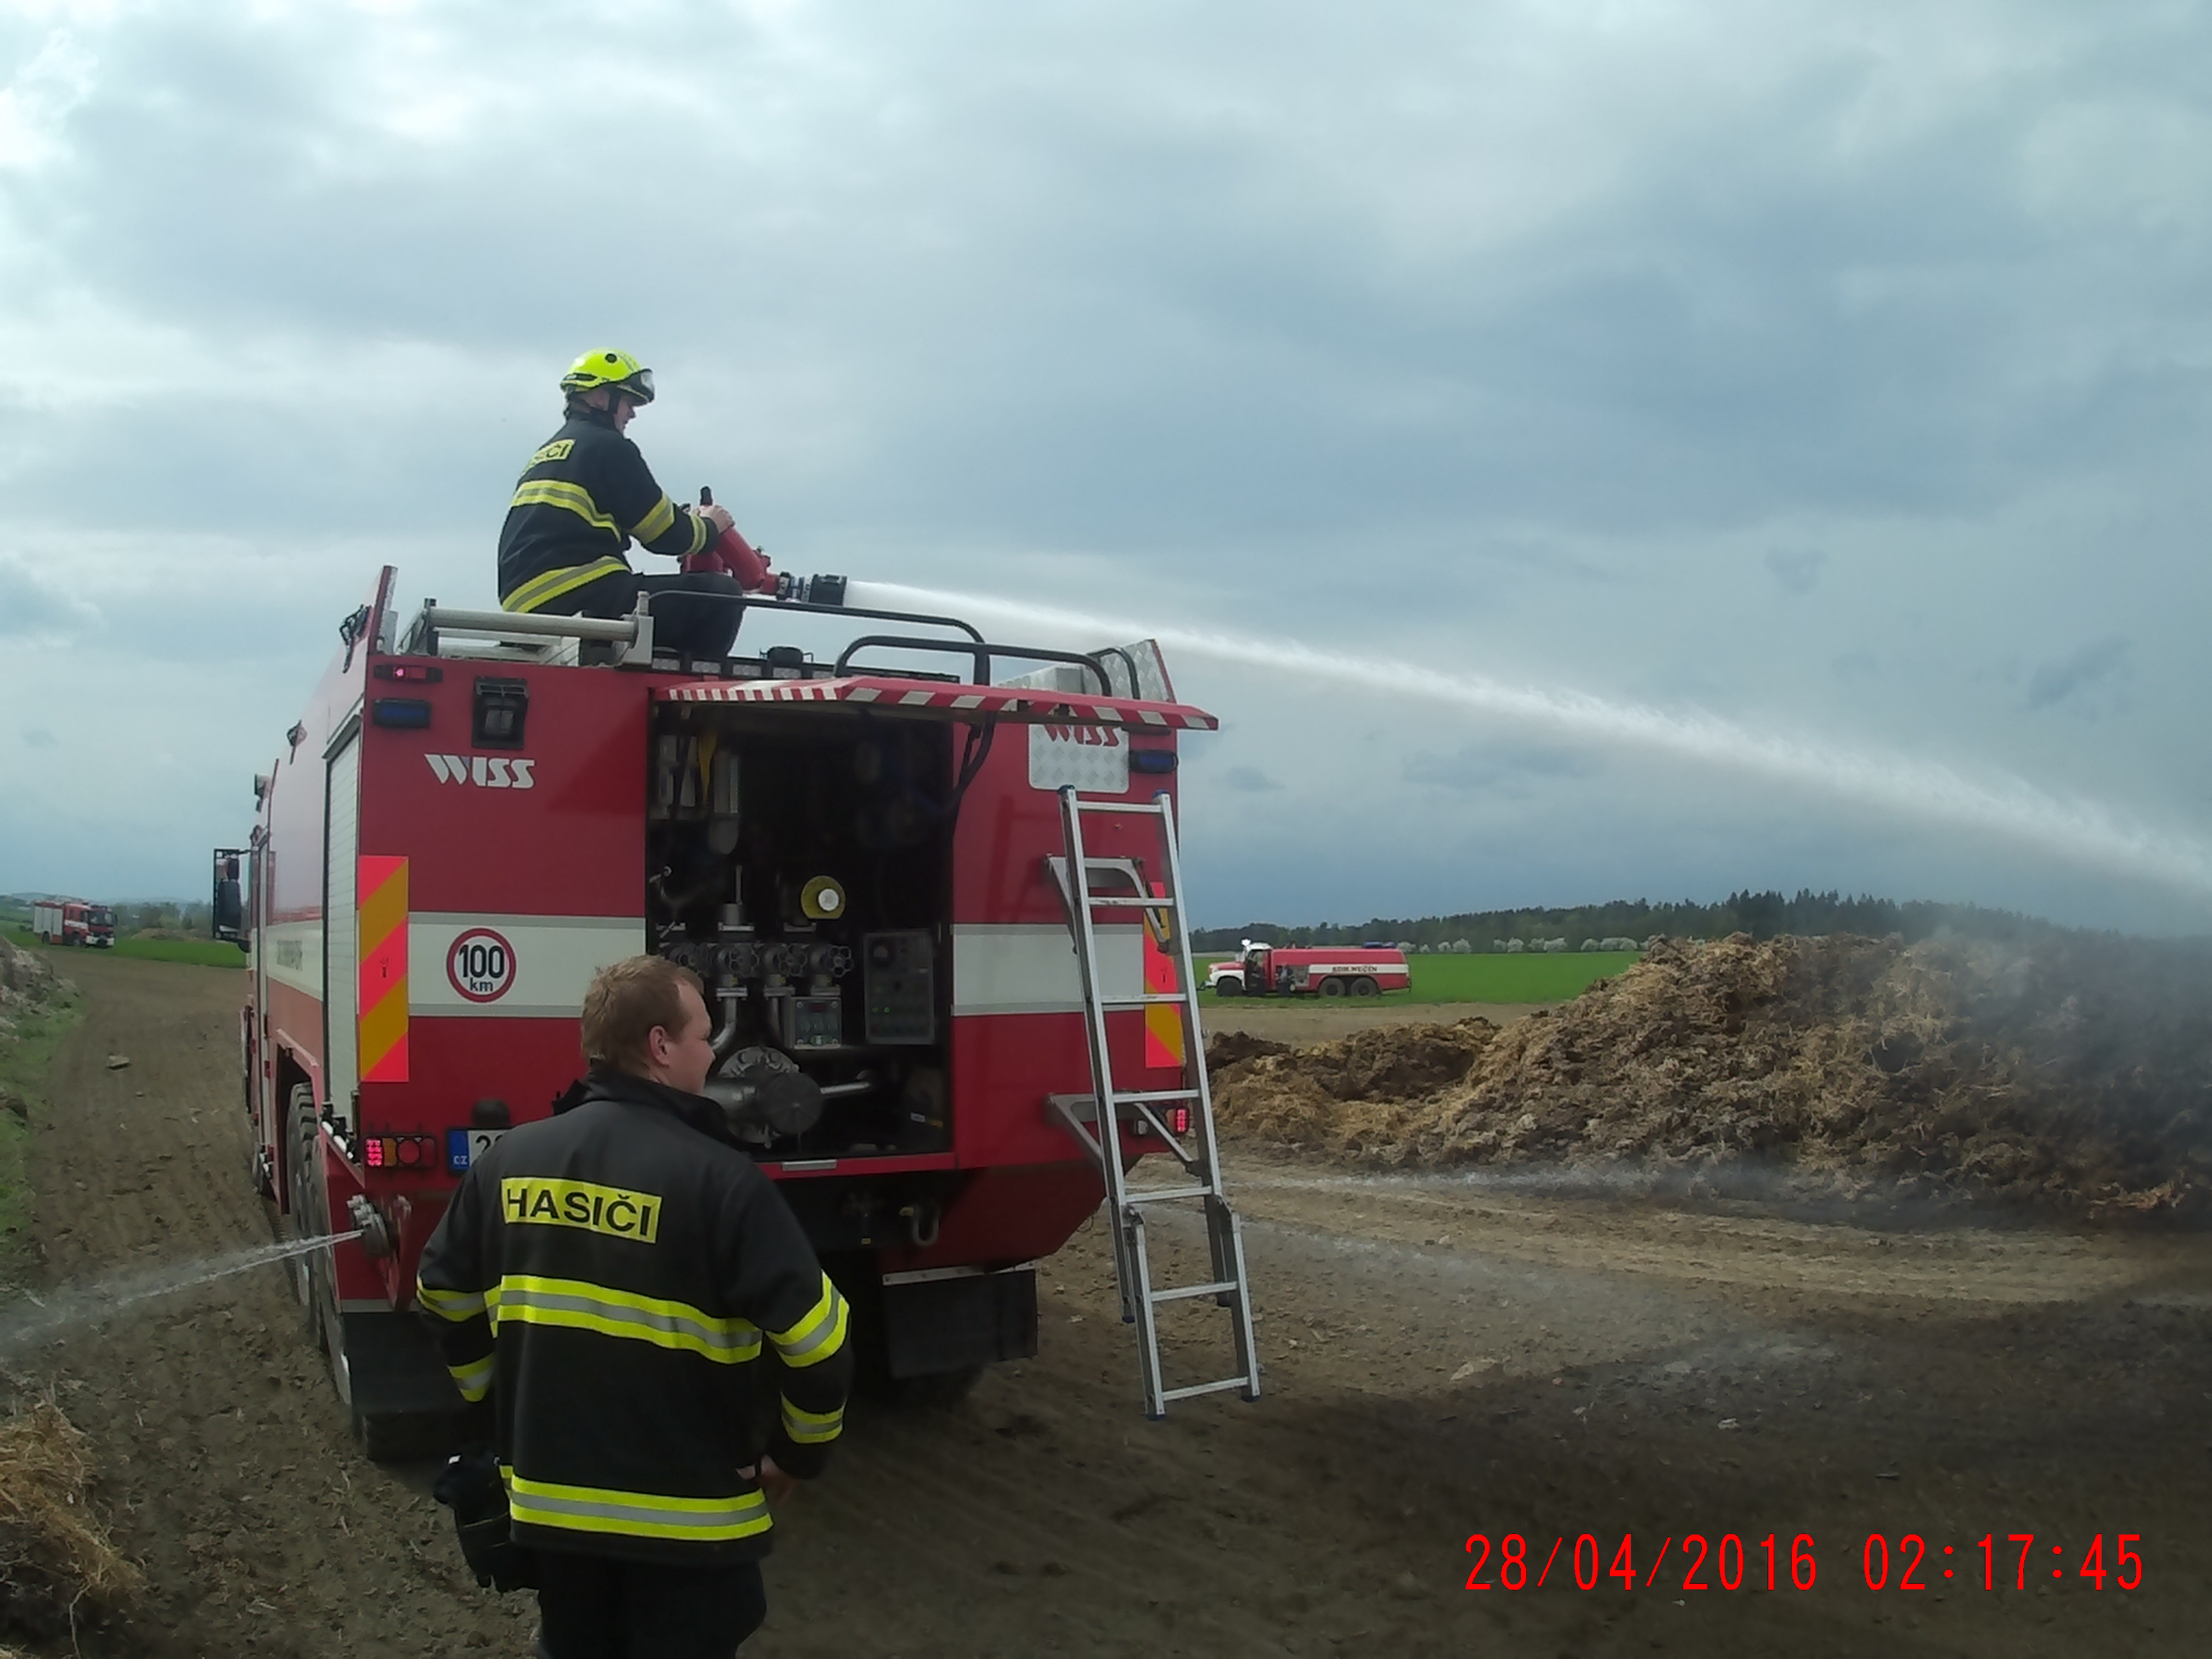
[496,349,746,661]
[419,955,852,1657]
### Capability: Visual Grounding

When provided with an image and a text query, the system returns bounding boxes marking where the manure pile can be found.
[1207,933,2212,1217]
[0,1398,139,1645]
[0,936,70,1047]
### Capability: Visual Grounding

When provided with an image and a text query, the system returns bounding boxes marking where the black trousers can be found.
[539,569,745,661]
[535,1553,767,1659]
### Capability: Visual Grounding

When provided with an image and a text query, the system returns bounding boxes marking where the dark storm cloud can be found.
[1222,766,1283,794]
[1767,549,1825,596]
[14,0,2207,562]
[0,560,83,637]
[1404,741,1601,797]
[2028,637,2131,710]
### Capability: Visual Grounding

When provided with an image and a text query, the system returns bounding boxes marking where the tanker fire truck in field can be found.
[31,899,115,948]
[226,568,1258,1454]
[1206,941,1409,998]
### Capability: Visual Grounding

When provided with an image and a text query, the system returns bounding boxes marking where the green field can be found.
[1196,950,1641,1005]
[0,968,81,1284]
[3,928,246,970]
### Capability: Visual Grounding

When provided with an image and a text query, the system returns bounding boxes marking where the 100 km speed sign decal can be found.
[447,928,516,1002]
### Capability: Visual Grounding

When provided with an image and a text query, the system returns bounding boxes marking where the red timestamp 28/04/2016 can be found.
[1464,1532,2145,1593]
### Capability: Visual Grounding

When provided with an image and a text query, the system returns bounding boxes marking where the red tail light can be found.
[363,1133,436,1171]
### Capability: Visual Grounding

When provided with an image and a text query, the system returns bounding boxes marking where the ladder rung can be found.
[1070,800,1170,816]
[1097,994,1193,1008]
[1123,1184,1211,1204]
[1053,1090,1198,1123]
[1159,1377,1254,1404]
[1149,1280,1238,1304]
[1080,894,1181,909]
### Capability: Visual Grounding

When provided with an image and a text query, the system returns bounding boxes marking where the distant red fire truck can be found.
[31,899,115,949]
[223,568,1258,1452]
[1205,941,1410,998]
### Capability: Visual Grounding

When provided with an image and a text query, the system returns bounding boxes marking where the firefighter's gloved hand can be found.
[434,1448,539,1594]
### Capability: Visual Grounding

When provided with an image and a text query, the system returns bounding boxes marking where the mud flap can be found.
[882,1267,1038,1379]
[341,1310,467,1461]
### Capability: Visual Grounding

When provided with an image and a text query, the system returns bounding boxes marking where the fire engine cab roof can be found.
[655,675,1217,730]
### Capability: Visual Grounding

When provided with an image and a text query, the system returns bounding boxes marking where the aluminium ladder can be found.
[1046,786,1261,1419]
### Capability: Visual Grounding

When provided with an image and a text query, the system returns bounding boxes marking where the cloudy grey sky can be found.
[4,0,2210,932]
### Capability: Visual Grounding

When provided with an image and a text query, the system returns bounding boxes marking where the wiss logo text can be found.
[425,754,538,788]
[1039,724,1120,747]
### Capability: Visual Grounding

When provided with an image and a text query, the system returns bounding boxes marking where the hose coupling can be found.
[346,1194,394,1259]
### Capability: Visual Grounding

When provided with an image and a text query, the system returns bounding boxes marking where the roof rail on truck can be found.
[398,588,1135,695]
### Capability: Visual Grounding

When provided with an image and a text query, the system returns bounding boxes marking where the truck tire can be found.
[1214,977,1243,997]
[1351,977,1379,997]
[1319,977,1346,998]
[283,1085,321,1319]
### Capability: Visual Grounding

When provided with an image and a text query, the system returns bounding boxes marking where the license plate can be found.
[445,1126,507,1173]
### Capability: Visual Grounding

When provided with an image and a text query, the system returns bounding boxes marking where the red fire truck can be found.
[227,568,1254,1454]
[31,899,115,948]
[1206,942,1410,998]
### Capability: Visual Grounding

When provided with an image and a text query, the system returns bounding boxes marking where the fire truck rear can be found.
[227,568,1229,1454]
[31,899,114,948]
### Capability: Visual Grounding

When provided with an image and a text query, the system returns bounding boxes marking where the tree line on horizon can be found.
[1190,889,2085,954]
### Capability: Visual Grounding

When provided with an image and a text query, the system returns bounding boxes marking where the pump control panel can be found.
[864,930,936,1045]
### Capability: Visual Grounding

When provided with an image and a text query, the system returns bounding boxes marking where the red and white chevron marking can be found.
[655,675,1218,729]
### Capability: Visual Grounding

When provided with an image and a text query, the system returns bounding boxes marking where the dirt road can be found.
[8,952,2210,1656]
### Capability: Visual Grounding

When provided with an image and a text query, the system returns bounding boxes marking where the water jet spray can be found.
[845,580,2212,900]
[0,1231,362,1359]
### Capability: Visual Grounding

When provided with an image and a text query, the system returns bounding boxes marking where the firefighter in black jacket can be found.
[419,955,851,1657]
[496,349,745,662]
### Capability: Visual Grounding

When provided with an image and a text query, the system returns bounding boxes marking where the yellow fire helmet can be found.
[559,348,656,404]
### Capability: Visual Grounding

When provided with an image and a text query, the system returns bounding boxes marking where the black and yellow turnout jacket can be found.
[496,406,712,613]
[417,1068,850,1565]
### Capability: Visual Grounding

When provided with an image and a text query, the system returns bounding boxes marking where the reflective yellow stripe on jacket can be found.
[631,491,678,543]
[417,1276,495,1401]
[781,1398,843,1445]
[417,1282,487,1321]
[489,1273,763,1363]
[511,478,617,532]
[769,1273,848,1367]
[502,555,629,613]
[504,1470,772,1543]
[448,1352,496,1403]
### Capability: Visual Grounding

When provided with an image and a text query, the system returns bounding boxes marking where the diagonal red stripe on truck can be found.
[358,855,409,1084]
[1142,882,1184,1069]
